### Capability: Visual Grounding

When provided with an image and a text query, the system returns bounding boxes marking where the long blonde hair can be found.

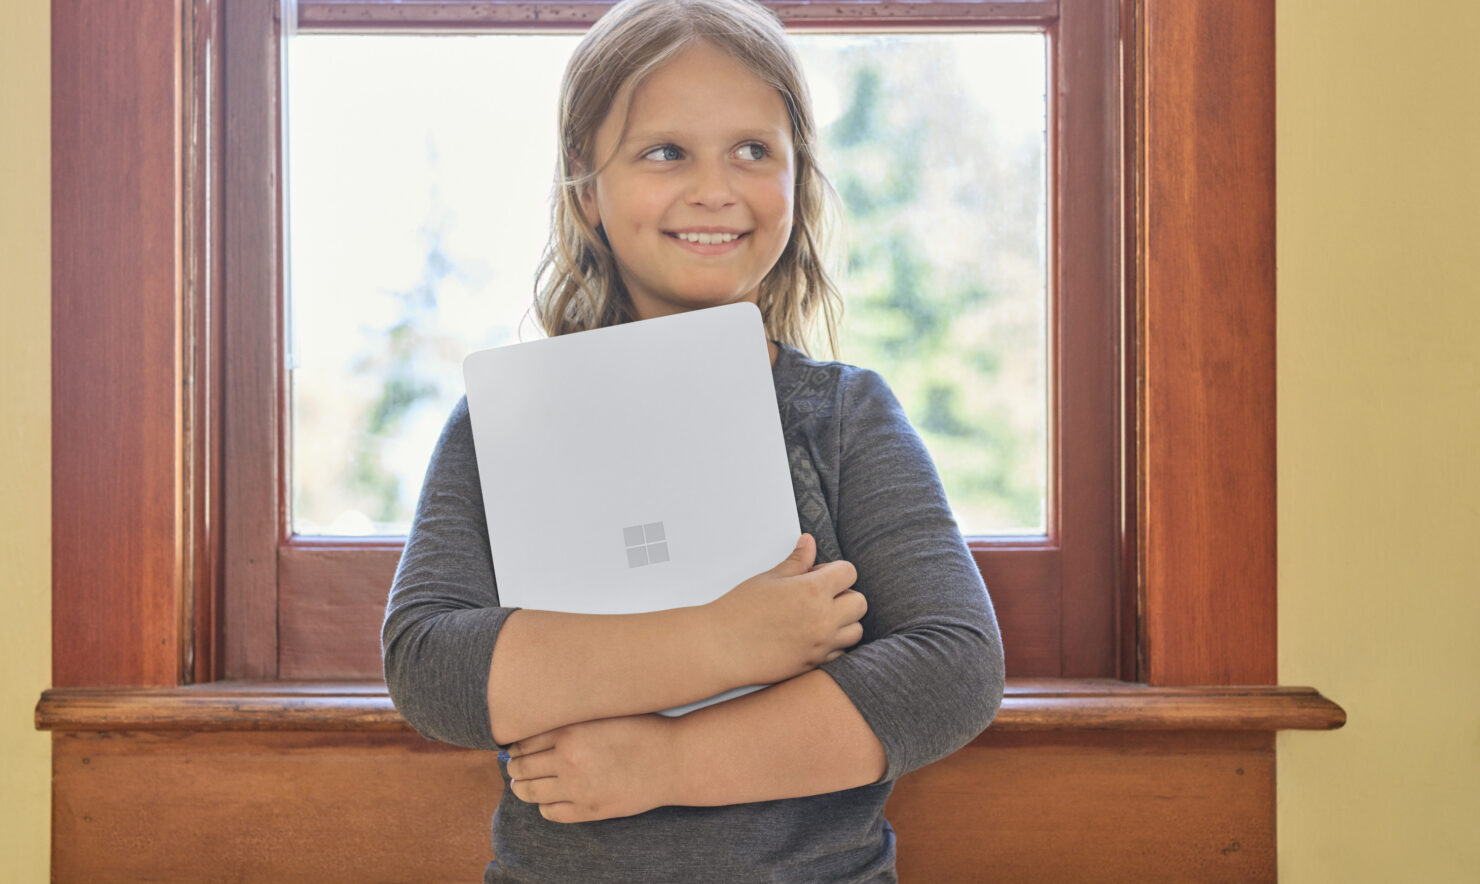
[532,0,842,357]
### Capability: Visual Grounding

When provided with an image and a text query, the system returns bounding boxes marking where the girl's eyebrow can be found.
[622,129,686,146]
[623,125,790,146]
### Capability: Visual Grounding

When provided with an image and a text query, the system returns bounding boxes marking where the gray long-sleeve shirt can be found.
[383,341,1005,883]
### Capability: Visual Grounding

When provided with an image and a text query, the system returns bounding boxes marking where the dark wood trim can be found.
[35,679,1346,733]
[1118,0,1143,684]
[1054,0,1120,678]
[297,0,1061,32]
[1135,0,1277,685]
[222,0,288,680]
[186,0,227,685]
[51,0,188,688]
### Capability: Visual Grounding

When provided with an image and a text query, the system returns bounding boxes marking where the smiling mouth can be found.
[668,231,745,245]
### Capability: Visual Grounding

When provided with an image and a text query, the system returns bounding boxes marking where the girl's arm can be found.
[384,398,865,749]
[485,532,863,745]
[506,366,1003,818]
[506,668,883,823]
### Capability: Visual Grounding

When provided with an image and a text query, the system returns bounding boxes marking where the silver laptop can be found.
[462,302,799,715]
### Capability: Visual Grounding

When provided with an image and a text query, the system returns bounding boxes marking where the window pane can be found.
[803,34,1048,535]
[286,32,1046,537]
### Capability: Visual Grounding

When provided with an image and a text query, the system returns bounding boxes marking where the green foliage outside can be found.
[809,39,1047,534]
[291,34,1047,537]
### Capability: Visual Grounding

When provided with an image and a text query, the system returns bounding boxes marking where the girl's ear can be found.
[570,154,601,229]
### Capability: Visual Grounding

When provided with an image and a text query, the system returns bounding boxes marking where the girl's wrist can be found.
[690,599,743,693]
[661,708,709,808]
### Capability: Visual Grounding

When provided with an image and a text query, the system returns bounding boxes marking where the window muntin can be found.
[286,31,1048,537]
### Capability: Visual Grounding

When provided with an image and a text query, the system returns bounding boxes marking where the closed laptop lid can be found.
[462,301,801,617]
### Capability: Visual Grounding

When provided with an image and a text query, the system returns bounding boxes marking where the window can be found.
[206,0,1123,682]
[286,32,1052,539]
[49,0,1282,693]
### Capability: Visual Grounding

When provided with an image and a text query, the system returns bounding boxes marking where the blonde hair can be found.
[532,0,842,357]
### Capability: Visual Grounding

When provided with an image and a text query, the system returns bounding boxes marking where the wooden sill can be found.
[35,679,1345,734]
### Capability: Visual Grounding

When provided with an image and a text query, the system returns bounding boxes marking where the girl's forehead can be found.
[616,46,787,126]
[627,42,776,103]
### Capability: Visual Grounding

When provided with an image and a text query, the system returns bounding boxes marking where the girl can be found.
[383,0,1005,880]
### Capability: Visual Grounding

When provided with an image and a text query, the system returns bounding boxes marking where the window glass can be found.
[286,33,1046,537]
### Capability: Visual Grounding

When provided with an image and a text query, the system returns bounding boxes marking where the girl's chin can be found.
[631,291,760,318]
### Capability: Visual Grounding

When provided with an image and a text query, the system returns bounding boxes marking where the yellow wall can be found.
[1277,0,1480,880]
[0,0,52,878]
[6,0,1477,880]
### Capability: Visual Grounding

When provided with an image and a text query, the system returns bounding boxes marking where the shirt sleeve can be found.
[381,397,512,751]
[818,368,1006,782]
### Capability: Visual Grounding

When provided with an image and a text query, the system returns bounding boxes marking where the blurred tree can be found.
[293,145,481,533]
[820,41,1047,533]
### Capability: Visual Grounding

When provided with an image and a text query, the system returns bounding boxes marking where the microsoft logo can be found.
[624,522,669,568]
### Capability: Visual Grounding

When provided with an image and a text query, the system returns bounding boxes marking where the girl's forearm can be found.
[486,606,732,745]
[668,668,887,806]
[487,536,862,747]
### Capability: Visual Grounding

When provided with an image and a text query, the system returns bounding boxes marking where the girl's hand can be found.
[504,714,678,823]
[703,533,866,688]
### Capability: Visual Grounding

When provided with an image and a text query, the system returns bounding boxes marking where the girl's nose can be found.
[685,158,737,208]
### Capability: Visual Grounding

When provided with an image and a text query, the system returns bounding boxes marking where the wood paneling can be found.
[1137,0,1278,685]
[52,731,499,884]
[278,544,403,679]
[893,731,1274,882]
[974,547,1062,676]
[51,728,1273,883]
[51,0,185,687]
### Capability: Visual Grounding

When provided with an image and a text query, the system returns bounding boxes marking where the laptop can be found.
[462,302,800,715]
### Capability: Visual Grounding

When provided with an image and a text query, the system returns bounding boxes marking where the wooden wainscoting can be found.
[51,727,1272,883]
[43,681,1345,882]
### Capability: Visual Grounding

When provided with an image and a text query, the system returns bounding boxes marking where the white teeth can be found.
[677,232,738,245]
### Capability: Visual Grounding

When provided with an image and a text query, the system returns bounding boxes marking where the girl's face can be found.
[579,40,796,322]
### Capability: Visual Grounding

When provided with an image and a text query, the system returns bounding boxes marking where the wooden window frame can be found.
[229,0,1123,683]
[50,0,1287,699]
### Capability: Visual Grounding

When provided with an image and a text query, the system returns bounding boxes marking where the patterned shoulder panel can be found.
[774,347,852,565]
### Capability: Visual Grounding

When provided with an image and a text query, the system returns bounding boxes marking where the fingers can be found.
[836,587,867,620]
[508,772,560,805]
[508,773,580,824]
[819,621,863,664]
[506,731,555,758]
[539,802,581,824]
[838,620,864,649]
[506,747,561,808]
[505,749,555,782]
[774,533,817,576]
[802,559,857,594]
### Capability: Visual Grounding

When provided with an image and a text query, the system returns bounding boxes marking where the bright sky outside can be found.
[287,32,1047,536]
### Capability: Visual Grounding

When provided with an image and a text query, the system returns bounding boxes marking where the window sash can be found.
[206,0,1122,681]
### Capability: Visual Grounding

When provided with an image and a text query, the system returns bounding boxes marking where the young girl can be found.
[383,0,1004,880]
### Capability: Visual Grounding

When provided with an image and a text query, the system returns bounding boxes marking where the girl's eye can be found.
[735,142,768,161]
[642,145,683,162]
